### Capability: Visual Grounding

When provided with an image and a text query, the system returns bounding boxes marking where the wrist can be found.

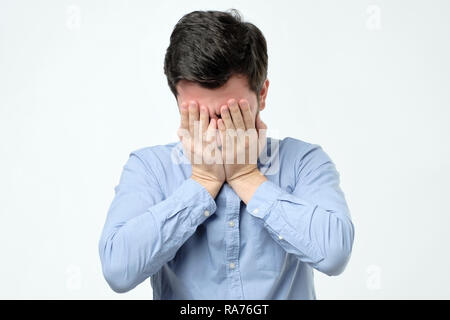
[228,168,267,204]
[228,167,265,186]
[191,174,223,199]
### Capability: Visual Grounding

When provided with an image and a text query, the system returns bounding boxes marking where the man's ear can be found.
[258,79,270,111]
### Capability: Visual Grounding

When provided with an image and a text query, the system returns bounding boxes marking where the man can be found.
[98,9,354,299]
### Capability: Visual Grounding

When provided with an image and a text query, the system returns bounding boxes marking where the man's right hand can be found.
[177,101,225,198]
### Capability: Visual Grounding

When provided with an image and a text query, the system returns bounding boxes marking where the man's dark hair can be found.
[164,9,268,104]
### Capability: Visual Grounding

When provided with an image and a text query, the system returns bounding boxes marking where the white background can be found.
[1,0,449,299]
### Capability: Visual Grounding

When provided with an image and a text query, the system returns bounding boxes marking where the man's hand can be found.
[178,101,225,198]
[217,98,268,204]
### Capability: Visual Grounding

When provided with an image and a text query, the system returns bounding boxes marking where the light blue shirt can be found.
[98,137,355,299]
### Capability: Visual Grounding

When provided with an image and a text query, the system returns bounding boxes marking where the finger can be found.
[180,102,189,131]
[188,101,199,136]
[199,105,209,134]
[215,119,223,148]
[220,105,234,130]
[206,118,217,143]
[205,119,221,163]
[177,126,192,162]
[217,118,226,156]
[177,127,189,141]
[228,98,245,130]
[217,118,225,135]
[239,99,254,130]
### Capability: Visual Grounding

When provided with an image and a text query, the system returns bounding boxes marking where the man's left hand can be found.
[217,98,268,204]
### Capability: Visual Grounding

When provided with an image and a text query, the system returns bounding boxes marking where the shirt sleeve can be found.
[246,144,355,276]
[98,152,217,293]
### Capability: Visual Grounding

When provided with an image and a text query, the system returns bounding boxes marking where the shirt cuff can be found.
[173,177,217,227]
[246,180,283,220]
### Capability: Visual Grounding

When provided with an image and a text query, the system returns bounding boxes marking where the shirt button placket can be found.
[224,184,244,299]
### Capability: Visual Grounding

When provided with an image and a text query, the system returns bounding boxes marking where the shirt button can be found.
[228,220,235,227]
[278,235,283,240]
[204,210,210,217]
[252,208,259,215]
[229,262,236,269]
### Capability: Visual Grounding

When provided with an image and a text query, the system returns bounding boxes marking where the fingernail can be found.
[227,98,236,106]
